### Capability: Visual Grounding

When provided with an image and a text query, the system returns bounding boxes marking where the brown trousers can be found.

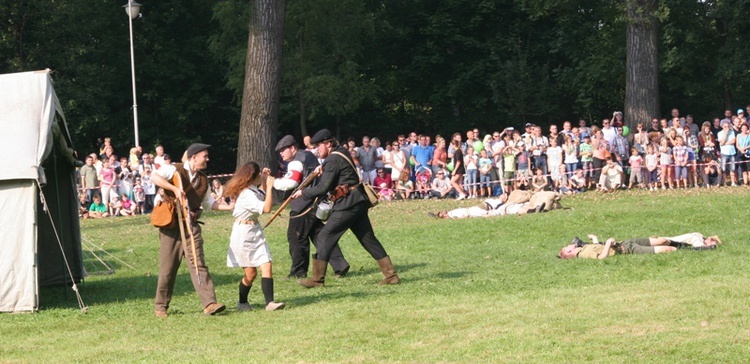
[154,222,217,311]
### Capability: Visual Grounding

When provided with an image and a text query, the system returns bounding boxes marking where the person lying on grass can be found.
[558,234,722,260]
[428,190,562,219]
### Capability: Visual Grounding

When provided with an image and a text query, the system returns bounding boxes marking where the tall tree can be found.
[237,0,286,170]
[624,0,660,127]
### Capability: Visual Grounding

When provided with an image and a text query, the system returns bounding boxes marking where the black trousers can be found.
[316,202,388,262]
[288,208,349,277]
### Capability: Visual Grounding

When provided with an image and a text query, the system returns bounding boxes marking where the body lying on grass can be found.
[558,233,722,260]
[430,190,562,219]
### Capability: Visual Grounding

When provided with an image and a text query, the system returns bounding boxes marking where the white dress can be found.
[227,186,272,268]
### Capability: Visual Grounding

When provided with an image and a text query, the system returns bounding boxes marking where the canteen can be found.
[316,198,332,221]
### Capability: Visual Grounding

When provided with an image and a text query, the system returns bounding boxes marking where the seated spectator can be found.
[598,157,622,192]
[119,194,136,216]
[531,168,547,192]
[415,168,432,198]
[395,169,415,200]
[210,179,230,205]
[561,169,586,194]
[88,195,109,218]
[79,193,90,219]
[429,169,455,199]
[109,195,122,216]
[373,167,394,201]
[701,157,722,188]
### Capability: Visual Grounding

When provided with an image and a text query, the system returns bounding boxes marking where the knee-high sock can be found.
[261,278,274,304]
[239,281,252,304]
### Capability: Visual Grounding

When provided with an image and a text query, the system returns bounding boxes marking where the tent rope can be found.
[80,235,137,270]
[36,180,88,313]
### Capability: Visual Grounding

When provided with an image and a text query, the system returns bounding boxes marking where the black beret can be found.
[309,129,333,144]
[186,143,211,158]
[275,135,298,152]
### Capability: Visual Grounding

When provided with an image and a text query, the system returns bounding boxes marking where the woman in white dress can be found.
[224,162,285,311]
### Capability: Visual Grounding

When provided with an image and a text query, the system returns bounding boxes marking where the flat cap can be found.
[186,143,211,158]
[275,135,298,152]
[309,129,334,144]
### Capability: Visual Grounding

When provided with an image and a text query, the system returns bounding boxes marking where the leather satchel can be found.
[331,151,379,207]
[151,198,176,229]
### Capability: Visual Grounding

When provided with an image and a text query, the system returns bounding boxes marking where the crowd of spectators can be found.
[77,138,231,219]
[310,106,750,202]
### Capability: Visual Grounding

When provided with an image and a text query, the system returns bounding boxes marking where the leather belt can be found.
[236,219,258,225]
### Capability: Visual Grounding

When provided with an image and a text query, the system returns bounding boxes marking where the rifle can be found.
[263,170,320,229]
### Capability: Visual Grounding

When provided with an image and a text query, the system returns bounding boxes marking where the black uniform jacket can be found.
[301,146,366,211]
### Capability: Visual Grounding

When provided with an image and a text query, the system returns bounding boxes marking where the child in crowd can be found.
[628,147,644,189]
[477,149,493,198]
[501,143,517,195]
[515,144,530,190]
[645,144,659,191]
[532,168,548,192]
[119,194,136,216]
[579,136,594,188]
[88,195,109,218]
[374,167,394,201]
[463,146,478,198]
[547,138,563,191]
[133,178,146,214]
[672,135,689,189]
[79,193,90,219]
[659,138,673,189]
[109,195,122,216]
[563,135,579,179]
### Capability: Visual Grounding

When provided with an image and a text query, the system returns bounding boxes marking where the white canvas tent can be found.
[0,70,83,312]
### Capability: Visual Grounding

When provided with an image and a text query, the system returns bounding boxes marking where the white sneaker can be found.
[456,194,466,201]
[265,301,286,311]
[237,302,253,312]
[732,183,738,187]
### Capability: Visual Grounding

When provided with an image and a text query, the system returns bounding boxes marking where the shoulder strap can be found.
[331,151,363,183]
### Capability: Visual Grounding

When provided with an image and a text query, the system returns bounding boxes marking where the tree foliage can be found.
[3,0,750,173]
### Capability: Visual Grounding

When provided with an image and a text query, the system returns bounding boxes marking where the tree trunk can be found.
[237,0,286,171]
[624,0,659,128]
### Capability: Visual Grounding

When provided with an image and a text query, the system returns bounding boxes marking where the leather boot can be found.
[376,256,400,285]
[297,259,327,288]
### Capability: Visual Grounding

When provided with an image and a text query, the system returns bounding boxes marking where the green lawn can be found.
[2,188,749,363]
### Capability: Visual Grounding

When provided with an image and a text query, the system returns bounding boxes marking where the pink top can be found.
[100,167,115,187]
[629,155,643,170]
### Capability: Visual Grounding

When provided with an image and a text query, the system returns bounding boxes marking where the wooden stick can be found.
[263,170,320,229]
[175,175,201,285]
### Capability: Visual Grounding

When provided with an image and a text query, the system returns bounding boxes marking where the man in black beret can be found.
[150,143,235,317]
[290,129,399,288]
[273,135,350,278]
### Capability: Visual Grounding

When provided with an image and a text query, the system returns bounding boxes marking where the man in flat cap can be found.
[290,129,399,288]
[150,143,235,317]
[273,135,350,279]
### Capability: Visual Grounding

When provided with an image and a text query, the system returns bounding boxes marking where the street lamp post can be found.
[123,1,142,147]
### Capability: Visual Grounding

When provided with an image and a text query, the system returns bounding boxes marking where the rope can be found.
[36,180,88,313]
[80,235,138,270]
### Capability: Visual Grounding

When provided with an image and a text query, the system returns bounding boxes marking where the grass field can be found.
[2,187,749,363]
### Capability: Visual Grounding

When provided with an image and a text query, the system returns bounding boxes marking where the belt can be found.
[236,219,258,225]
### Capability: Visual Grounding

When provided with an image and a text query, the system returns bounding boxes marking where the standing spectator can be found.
[563,135,579,180]
[501,143,517,194]
[515,143,530,190]
[79,155,100,203]
[356,136,378,185]
[529,126,549,176]
[633,123,649,156]
[647,118,661,134]
[591,127,609,188]
[672,136,689,189]
[611,111,624,127]
[547,138,563,191]
[612,127,630,167]
[450,138,467,200]
[431,137,448,176]
[601,119,617,147]
[390,141,407,182]
[578,119,591,141]
[698,121,717,162]
[659,138,674,189]
[371,137,385,170]
[645,145,659,191]
[735,123,750,186]
[579,135,594,188]
[142,168,156,213]
[627,147,644,189]
[133,178,146,214]
[717,119,738,186]
[153,145,166,168]
[118,157,134,200]
[549,124,565,147]
[477,149,493,198]
[381,140,393,176]
[410,135,434,177]
[98,158,116,208]
[463,146,478,198]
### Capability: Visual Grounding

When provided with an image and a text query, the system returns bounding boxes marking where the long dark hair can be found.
[224,162,261,199]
